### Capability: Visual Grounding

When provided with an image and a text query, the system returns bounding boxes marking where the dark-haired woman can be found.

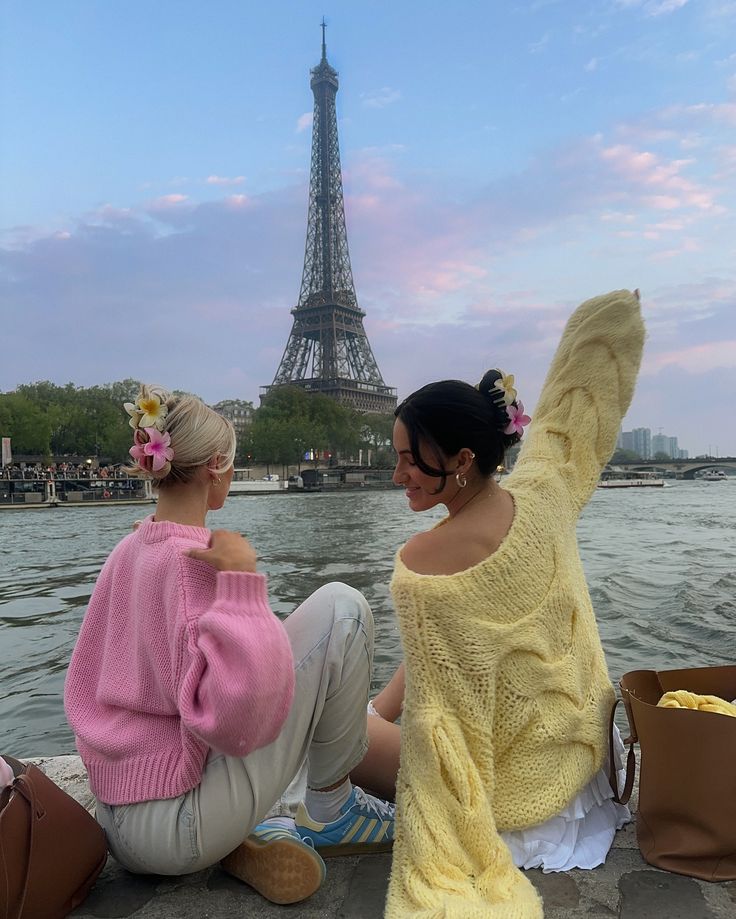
[375,291,645,918]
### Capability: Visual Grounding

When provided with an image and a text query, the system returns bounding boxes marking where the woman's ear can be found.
[206,454,221,481]
[456,447,476,473]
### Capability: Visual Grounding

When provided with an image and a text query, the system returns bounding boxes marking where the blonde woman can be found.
[64,386,395,907]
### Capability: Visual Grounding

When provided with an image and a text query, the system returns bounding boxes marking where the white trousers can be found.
[96,582,374,875]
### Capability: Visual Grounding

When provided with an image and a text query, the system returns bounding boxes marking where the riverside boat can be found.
[228,470,288,495]
[598,470,665,488]
[700,469,728,482]
[0,476,155,509]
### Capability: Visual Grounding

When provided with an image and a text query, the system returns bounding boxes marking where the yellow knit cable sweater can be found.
[385,291,645,918]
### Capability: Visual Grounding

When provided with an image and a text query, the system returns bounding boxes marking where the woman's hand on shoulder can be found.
[186,529,257,573]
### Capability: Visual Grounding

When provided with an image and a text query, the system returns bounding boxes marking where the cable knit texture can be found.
[386,291,645,918]
[64,518,295,805]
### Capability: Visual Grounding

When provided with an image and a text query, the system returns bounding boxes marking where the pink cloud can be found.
[659,102,736,127]
[295,112,313,133]
[600,144,721,212]
[643,194,681,210]
[644,340,736,372]
[147,194,189,212]
[224,194,250,209]
[648,237,702,260]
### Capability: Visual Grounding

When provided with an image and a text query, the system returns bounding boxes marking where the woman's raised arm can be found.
[512,289,645,510]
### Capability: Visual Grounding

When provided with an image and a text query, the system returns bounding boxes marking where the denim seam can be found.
[293,617,369,671]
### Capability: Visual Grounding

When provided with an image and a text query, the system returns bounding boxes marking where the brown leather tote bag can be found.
[0,755,108,919]
[614,666,736,882]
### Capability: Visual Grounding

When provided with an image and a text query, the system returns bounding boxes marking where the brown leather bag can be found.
[0,755,108,919]
[611,666,736,882]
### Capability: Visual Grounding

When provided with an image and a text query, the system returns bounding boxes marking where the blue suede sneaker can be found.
[295,785,395,856]
[221,821,326,905]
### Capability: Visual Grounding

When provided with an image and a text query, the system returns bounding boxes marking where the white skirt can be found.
[500,726,631,872]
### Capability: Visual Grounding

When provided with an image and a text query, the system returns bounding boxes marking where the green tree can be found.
[360,413,395,467]
[253,386,361,465]
[311,395,361,459]
[610,448,640,464]
[250,415,322,472]
[8,379,140,462]
[0,392,52,455]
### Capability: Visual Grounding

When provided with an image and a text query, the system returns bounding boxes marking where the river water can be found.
[1,481,735,756]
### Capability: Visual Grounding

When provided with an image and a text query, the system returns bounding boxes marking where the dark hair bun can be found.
[477,369,504,400]
[476,368,522,449]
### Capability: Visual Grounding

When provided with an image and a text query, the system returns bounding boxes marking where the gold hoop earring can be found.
[212,476,221,487]
[455,471,467,488]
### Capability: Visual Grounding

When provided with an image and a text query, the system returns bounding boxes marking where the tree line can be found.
[0,381,396,468]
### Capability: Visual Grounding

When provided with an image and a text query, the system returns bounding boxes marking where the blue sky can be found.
[2,0,735,456]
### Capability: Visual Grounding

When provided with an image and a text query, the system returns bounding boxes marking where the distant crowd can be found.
[1,463,130,480]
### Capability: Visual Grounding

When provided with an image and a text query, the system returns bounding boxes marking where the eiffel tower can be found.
[263,23,397,414]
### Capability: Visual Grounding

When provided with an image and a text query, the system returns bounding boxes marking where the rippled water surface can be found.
[1,482,735,755]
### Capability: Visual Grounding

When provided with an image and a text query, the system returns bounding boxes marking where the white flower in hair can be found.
[493,372,517,406]
[123,402,144,429]
[134,385,169,431]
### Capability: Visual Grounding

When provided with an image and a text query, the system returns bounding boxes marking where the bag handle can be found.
[608,697,636,805]
[4,771,39,919]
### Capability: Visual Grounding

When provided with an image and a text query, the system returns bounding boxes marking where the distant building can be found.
[631,427,651,459]
[617,426,691,460]
[212,400,254,450]
[651,433,669,457]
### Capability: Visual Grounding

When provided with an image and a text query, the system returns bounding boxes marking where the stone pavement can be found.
[33,756,736,918]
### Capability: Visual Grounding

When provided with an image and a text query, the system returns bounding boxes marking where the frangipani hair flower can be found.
[494,371,517,406]
[504,401,531,437]
[128,428,148,464]
[123,402,144,430]
[124,385,169,431]
[136,388,169,430]
[141,427,174,472]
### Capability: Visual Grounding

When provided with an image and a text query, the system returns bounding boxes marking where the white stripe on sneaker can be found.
[341,815,366,844]
[374,821,390,842]
[357,818,378,843]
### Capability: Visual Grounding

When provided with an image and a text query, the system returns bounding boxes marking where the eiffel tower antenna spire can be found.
[263,25,397,413]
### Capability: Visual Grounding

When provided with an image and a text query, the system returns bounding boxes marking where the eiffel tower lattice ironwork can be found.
[263,24,397,413]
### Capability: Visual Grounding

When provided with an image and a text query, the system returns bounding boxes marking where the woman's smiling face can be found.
[392,418,453,513]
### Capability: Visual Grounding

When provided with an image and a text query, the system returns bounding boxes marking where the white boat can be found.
[700,469,728,481]
[598,470,664,488]
[228,471,287,495]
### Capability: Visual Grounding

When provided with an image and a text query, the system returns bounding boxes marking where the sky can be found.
[1,0,735,457]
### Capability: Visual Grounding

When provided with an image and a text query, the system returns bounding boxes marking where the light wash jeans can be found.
[96,582,374,875]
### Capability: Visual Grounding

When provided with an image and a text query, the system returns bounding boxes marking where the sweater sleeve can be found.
[177,569,295,757]
[512,289,645,510]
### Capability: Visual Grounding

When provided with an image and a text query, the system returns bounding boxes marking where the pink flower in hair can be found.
[141,427,174,472]
[129,428,147,463]
[504,401,531,437]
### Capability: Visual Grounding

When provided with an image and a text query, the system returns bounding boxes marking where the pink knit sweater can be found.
[64,517,295,805]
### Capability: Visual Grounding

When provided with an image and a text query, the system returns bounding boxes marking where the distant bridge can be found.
[612,459,736,480]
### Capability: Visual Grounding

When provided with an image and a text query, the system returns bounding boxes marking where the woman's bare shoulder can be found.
[401,524,476,576]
